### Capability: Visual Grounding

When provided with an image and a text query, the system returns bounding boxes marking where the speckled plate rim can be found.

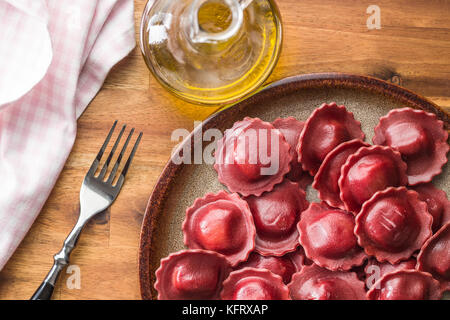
[138,72,450,300]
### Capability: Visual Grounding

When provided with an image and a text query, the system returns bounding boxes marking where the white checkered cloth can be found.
[0,0,136,270]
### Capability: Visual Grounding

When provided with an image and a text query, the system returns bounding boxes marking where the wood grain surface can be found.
[0,0,449,300]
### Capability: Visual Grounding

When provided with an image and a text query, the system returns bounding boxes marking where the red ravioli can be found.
[183,191,255,266]
[221,268,290,300]
[245,180,309,256]
[313,139,369,209]
[355,187,433,264]
[235,251,303,284]
[339,145,408,213]
[287,247,308,270]
[288,264,366,300]
[297,102,365,175]
[272,117,311,188]
[364,258,416,290]
[417,222,450,292]
[373,108,449,185]
[154,249,231,300]
[298,202,366,271]
[366,270,441,300]
[412,183,450,232]
[214,117,292,197]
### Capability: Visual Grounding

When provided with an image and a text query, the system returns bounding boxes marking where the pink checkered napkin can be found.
[0,0,136,270]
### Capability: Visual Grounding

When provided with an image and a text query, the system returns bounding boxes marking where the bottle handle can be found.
[188,0,246,44]
[238,0,253,9]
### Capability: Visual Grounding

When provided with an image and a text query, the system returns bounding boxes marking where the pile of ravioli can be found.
[155,103,450,300]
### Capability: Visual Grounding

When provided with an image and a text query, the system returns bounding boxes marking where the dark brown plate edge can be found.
[138,72,450,300]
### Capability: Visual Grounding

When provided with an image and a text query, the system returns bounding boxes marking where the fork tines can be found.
[90,121,142,186]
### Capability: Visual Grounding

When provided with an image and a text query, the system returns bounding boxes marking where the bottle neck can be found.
[182,0,244,47]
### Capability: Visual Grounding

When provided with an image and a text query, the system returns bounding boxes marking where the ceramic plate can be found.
[139,73,450,300]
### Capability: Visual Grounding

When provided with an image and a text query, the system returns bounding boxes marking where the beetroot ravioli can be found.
[297,102,364,175]
[288,264,366,300]
[373,108,449,185]
[339,145,408,213]
[367,270,441,300]
[235,250,305,284]
[417,222,450,291]
[214,117,292,197]
[313,139,369,209]
[245,180,309,256]
[298,202,366,271]
[221,268,290,300]
[272,117,311,188]
[183,191,255,266]
[412,183,450,232]
[355,187,433,264]
[154,249,231,300]
[287,247,308,271]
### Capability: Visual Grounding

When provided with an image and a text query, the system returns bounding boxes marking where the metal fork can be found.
[31,121,142,300]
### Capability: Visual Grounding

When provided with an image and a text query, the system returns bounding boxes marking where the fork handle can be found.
[31,222,84,300]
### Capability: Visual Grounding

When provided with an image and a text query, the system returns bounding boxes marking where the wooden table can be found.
[0,0,449,300]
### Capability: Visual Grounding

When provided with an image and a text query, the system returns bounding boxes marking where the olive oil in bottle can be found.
[140,0,282,105]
